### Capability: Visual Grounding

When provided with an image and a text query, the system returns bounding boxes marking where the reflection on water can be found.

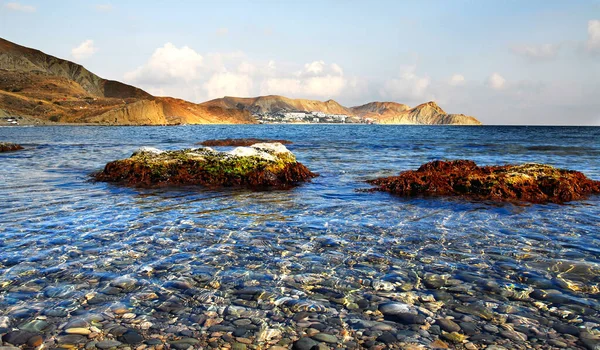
[0,125,599,349]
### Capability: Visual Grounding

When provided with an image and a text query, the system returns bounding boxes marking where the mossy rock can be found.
[95,143,317,189]
[367,160,600,204]
[0,142,24,152]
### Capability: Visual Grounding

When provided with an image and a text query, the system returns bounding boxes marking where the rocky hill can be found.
[202,95,353,115]
[0,38,254,125]
[0,37,481,126]
[206,96,481,125]
[355,101,482,125]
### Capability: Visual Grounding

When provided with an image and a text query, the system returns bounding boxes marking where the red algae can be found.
[0,142,23,152]
[367,160,600,204]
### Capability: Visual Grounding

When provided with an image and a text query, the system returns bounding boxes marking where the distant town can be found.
[254,111,373,124]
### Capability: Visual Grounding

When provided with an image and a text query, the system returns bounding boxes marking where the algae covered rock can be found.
[0,142,24,152]
[367,160,600,204]
[94,142,317,188]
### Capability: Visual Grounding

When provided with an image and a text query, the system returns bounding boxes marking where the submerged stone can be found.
[198,138,293,146]
[367,160,600,204]
[94,143,317,188]
[0,142,23,152]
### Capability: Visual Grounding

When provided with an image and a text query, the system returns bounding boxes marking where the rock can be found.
[454,304,494,321]
[442,332,468,343]
[27,335,43,347]
[423,273,448,289]
[96,340,123,349]
[119,330,144,344]
[376,332,398,344]
[436,318,460,333]
[379,302,413,315]
[57,334,89,345]
[293,337,319,350]
[163,280,192,290]
[580,332,600,350]
[553,322,580,336]
[19,319,49,333]
[0,142,23,152]
[430,339,449,349]
[232,343,247,350]
[459,322,479,335]
[198,138,293,146]
[500,330,527,342]
[65,328,91,335]
[94,144,317,188]
[2,331,36,345]
[0,316,11,328]
[311,333,338,344]
[384,312,426,325]
[367,160,600,204]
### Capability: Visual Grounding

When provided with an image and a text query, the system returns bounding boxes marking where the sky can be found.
[1,0,599,125]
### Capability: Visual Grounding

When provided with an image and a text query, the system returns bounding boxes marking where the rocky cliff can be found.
[0,37,481,126]
[202,95,353,115]
[0,37,253,125]
[206,96,482,125]
[362,101,481,125]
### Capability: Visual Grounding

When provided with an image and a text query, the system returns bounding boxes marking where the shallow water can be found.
[0,125,599,349]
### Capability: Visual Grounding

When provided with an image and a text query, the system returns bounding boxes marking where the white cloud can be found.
[487,72,506,90]
[587,19,600,53]
[512,43,560,60]
[204,72,253,99]
[449,74,465,86]
[4,2,35,12]
[260,61,347,98]
[123,44,354,102]
[124,43,204,84]
[216,27,229,36]
[379,65,431,102]
[304,60,325,74]
[71,40,98,60]
[95,4,113,12]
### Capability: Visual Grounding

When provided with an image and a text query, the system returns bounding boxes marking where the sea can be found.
[0,125,599,348]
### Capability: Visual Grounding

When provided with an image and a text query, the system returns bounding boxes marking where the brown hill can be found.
[353,101,481,125]
[206,96,481,125]
[202,95,353,115]
[351,101,410,120]
[0,37,480,126]
[0,37,254,125]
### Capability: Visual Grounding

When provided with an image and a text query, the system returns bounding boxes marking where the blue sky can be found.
[1,0,599,124]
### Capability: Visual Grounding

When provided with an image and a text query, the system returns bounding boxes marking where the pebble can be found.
[378,303,413,315]
[376,332,397,344]
[436,318,460,333]
[2,331,36,345]
[119,330,144,344]
[96,340,123,349]
[500,330,527,342]
[311,333,338,344]
[293,337,318,350]
[65,328,91,335]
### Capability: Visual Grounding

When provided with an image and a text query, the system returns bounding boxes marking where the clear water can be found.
[0,125,599,346]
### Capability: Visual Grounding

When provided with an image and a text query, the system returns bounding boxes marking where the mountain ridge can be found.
[0,37,254,125]
[204,96,482,125]
[0,37,481,125]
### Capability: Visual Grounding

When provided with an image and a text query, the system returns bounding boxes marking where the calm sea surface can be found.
[0,125,599,348]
